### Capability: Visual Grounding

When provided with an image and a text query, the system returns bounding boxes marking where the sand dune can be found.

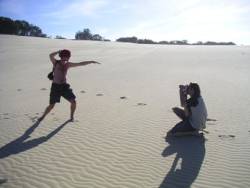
[1,35,250,188]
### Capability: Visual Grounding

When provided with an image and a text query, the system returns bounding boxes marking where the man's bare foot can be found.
[69,117,74,122]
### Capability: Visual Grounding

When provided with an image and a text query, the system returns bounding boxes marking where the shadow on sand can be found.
[0,120,71,159]
[159,135,206,188]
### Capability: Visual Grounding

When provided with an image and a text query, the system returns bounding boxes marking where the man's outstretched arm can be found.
[68,61,100,68]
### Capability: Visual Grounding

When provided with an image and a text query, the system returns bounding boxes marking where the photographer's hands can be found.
[179,86,187,107]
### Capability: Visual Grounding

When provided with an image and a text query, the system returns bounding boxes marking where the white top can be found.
[189,97,208,130]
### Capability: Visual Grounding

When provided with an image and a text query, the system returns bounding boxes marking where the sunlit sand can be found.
[1,35,250,188]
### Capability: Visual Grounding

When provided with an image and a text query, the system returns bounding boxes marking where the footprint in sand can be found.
[17,89,22,91]
[207,118,217,122]
[137,103,147,106]
[25,113,40,122]
[53,117,60,121]
[29,116,38,123]
[40,88,47,91]
[218,135,236,139]
[120,96,127,99]
[80,90,86,93]
[1,113,10,120]
[0,178,7,185]
[96,93,103,96]
[207,122,216,125]
[207,119,217,125]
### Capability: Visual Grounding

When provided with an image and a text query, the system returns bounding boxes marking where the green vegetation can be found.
[116,37,236,45]
[75,28,110,41]
[0,17,47,37]
[0,16,236,45]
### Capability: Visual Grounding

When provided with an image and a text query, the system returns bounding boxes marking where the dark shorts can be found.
[170,119,196,134]
[50,83,76,104]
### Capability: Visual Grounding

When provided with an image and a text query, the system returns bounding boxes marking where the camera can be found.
[179,84,188,94]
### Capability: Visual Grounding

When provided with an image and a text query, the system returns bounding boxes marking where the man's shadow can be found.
[159,135,206,188]
[0,120,71,159]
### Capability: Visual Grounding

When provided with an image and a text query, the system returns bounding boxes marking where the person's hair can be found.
[59,49,71,58]
[188,82,201,107]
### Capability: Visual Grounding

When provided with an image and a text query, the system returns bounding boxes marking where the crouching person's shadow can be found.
[159,135,206,188]
[0,120,71,159]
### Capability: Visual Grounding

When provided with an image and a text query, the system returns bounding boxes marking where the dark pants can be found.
[50,83,76,104]
[170,107,196,134]
[170,119,195,134]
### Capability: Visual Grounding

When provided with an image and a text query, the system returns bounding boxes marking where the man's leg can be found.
[70,100,76,121]
[62,84,76,121]
[38,104,55,121]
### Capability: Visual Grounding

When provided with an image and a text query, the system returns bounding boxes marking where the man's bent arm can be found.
[183,103,190,117]
[49,51,60,64]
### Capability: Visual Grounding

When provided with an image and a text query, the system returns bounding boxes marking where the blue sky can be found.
[1,0,250,44]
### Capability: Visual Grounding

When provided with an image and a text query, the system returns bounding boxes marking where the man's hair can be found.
[59,49,71,58]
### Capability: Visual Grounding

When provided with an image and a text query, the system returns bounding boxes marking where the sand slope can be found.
[1,35,250,188]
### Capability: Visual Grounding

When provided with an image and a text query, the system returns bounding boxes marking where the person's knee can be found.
[49,103,55,109]
[70,100,76,105]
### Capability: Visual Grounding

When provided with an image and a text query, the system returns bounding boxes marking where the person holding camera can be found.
[167,83,207,136]
[38,49,100,122]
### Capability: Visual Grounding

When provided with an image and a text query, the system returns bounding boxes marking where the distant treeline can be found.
[116,37,236,45]
[75,28,110,41]
[0,16,236,45]
[0,17,47,37]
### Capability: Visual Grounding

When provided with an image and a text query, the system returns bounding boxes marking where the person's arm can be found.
[179,88,187,107]
[49,50,60,65]
[183,102,191,117]
[68,61,100,68]
[179,87,191,117]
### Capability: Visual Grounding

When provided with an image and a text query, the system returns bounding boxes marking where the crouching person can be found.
[167,83,207,137]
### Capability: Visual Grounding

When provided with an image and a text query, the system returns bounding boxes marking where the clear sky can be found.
[1,0,250,44]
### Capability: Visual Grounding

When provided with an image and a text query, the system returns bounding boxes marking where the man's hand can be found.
[91,61,101,64]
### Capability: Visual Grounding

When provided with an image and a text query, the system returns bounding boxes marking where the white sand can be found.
[0,34,250,188]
